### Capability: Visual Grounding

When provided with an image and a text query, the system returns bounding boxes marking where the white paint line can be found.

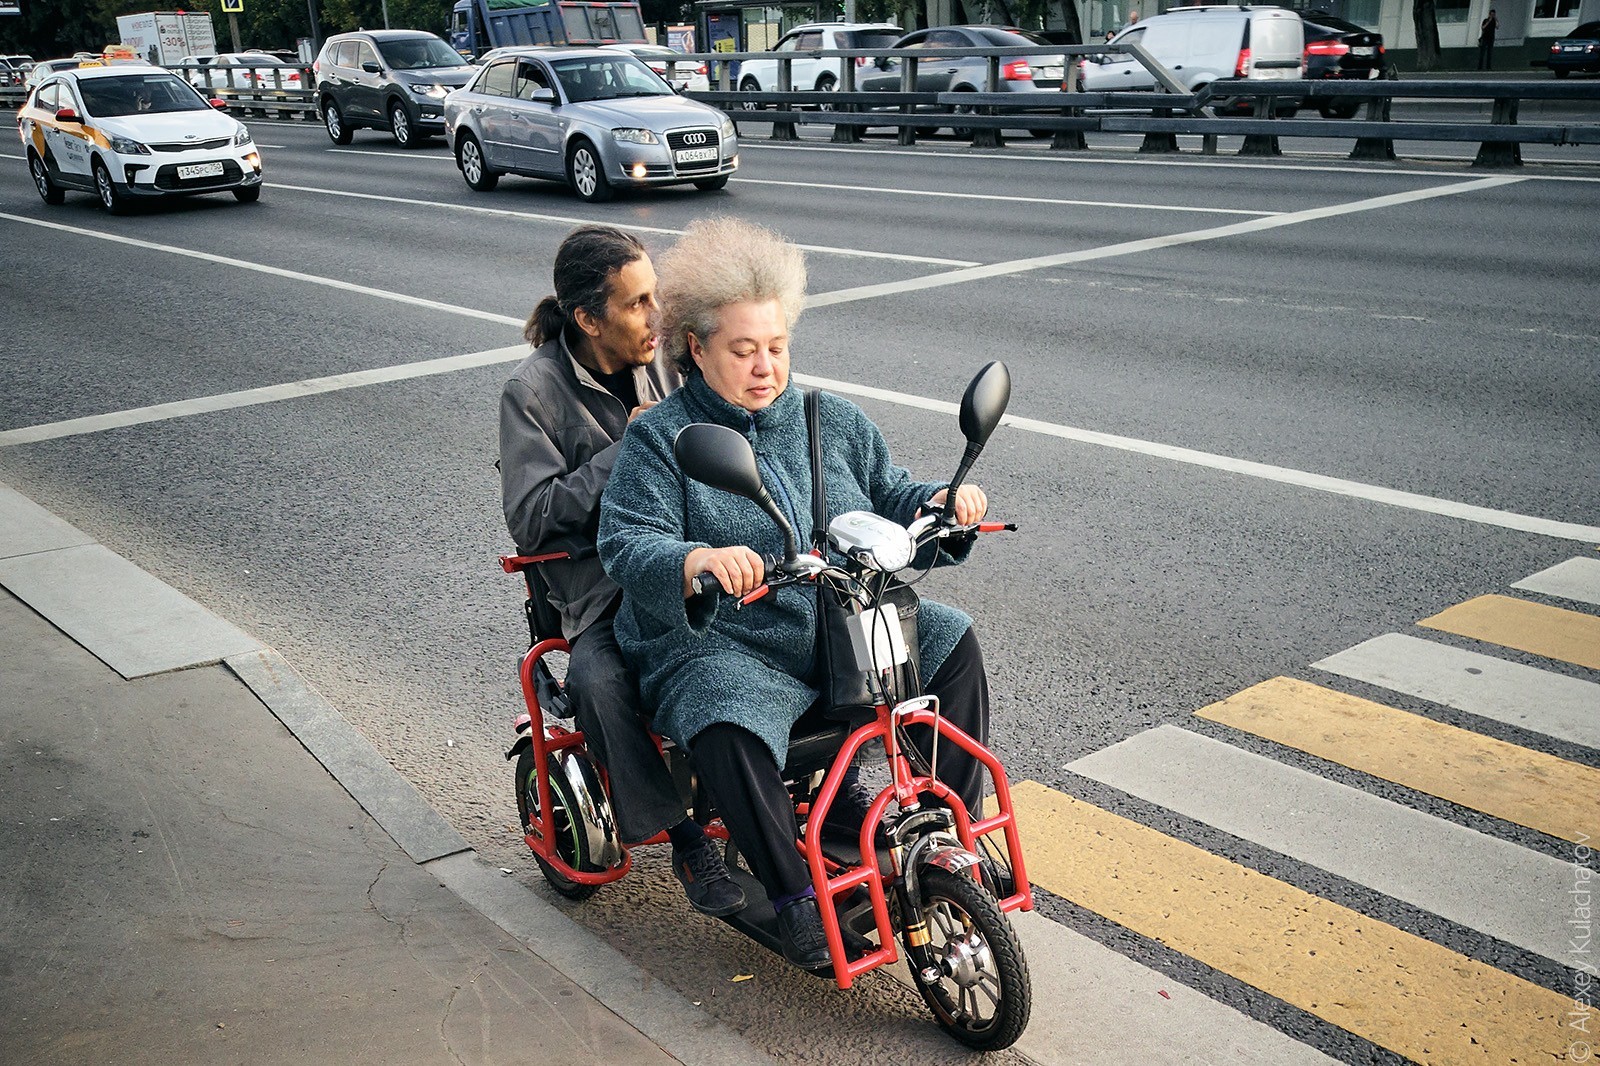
[738,140,1600,182]
[0,345,529,447]
[726,176,1282,216]
[0,211,523,327]
[1512,556,1600,607]
[807,175,1528,307]
[270,180,979,267]
[887,908,1340,1065]
[792,371,1600,543]
[1068,725,1577,965]
[1313,632,1600,750]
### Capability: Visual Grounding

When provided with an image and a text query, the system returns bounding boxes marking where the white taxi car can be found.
[19,64,263,213]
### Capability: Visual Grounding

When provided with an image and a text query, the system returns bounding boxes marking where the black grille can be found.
[665,127,718,152]
[665,127,720,174]
[154,159,245,190]
[149,137,232,152]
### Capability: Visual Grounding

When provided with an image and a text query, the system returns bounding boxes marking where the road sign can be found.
[221,0,244,12]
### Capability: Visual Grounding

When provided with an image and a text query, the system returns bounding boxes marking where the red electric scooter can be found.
[500,362,1032,1050]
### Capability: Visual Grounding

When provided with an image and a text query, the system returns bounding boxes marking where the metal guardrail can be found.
[674,44,1600,165]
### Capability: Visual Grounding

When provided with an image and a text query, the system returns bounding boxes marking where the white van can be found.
[1080,6,1304,99]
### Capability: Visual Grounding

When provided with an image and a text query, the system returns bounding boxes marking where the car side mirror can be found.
[673,81,688,94]
[874,56,890,69]
[362,61,382,74]
[54,107,80,122]
[675,423,801,563]
[210,98,228,110]
[531,86,555,102]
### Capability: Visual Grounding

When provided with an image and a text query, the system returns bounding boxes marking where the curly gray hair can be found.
[656,217,807,374]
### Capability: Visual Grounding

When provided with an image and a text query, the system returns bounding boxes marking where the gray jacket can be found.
[499,333,681,641]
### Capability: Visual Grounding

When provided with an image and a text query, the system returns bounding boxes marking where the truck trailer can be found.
[448,0,647,59]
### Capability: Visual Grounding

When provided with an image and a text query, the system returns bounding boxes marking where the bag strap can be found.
[805,388,827,554]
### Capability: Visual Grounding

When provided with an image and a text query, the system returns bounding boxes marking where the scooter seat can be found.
[781,704,872,780]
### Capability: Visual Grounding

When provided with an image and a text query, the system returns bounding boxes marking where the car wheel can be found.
[566,139,612,203]
[738,76,764,110]
[1553,68,1570,78]
[232,185,261,203]
[949,88,977,139]
[815,72,837,111]
[457,133,499,191]
[28,152,64,205]
[1320,101,1359,119]
[92,159,129,215]
[324,98,352,144]
[694,175,730,191]
[389,102,419,148]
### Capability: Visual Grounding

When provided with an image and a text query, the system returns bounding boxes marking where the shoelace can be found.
[681,843,727,883]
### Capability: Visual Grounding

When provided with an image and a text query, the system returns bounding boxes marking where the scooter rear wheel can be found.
[514,748,601,900]
[906,867,1031,1051]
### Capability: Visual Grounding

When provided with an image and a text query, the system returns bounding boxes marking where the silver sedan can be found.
[444,46,737,203]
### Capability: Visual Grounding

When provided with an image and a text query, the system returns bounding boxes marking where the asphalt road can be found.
[2,119,1598,1064]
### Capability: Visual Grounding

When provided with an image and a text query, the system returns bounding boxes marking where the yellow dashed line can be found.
[1011,781,1571,1065]
[1420,594,1600,670]
[1194,676,1599,842]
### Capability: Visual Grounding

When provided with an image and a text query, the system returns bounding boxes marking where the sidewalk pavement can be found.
[0,482,773,1066]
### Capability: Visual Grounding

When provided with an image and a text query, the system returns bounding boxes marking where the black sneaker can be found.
[672,840,746,918]
[777,895,832,969]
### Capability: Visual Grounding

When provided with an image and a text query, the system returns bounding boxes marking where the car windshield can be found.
[378,37,469,70]
[78,73,210,116]
[552,55,670,101]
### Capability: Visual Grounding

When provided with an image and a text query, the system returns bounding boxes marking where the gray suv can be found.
[314,29,475,147]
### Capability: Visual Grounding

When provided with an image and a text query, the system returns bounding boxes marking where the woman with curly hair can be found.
[598,217,992,969]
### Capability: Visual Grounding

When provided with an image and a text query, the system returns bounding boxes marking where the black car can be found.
[1301,11,1386,118]
[313,29,476,147]
[1549,21,1600,78]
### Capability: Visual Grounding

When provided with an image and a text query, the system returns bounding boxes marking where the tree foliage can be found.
[0,0,449,58]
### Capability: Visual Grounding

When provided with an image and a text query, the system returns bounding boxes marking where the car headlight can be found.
[233,123,252,146]
[719,114,736,140]
[612,127,658,145]
[410,82,447,98]
[108,134,151,155]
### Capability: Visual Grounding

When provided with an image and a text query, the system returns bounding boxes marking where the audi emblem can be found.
[682,131,708,145]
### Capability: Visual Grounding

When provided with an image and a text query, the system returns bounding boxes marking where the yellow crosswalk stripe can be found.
[1420,593,1600,670]
[1194,676,1599,843]
[1010,781,1571,1066]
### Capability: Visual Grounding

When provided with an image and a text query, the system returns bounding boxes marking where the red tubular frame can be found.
[800,701,1034,990]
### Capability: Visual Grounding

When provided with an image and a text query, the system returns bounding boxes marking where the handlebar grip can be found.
[688,553,784,599]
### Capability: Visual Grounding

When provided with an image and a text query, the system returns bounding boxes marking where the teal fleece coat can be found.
[597,373,972,767]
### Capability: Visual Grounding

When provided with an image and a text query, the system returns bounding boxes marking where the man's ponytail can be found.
[525,295,566,347]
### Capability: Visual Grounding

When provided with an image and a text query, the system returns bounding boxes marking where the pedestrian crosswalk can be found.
[1008,554,1597,1065]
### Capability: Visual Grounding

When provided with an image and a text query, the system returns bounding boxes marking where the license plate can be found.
[1037,65,1063,79]
[1563,44,1584,51]
[178,161,224,180]
[1351,46,1375,56]
[675,147,717,163]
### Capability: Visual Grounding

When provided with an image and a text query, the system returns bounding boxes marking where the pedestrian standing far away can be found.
[1478,8,1498,71]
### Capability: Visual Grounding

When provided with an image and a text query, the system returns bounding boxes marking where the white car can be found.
[19,64,264,213]
[601,43,709,92]
[183,52,305,92]
[736,22,901,99]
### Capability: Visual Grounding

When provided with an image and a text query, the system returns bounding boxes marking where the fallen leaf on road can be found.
[731,974,754,983]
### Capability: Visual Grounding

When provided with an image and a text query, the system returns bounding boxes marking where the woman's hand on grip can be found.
[683,546,766,599]
[926,484,988,525]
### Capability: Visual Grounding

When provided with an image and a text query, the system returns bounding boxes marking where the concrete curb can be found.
[0,478,774,1066]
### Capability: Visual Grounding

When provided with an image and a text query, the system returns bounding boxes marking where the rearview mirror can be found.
[958,360,1011,449]
[674,423,800,563]
[942,361,1011,524]
[210,98,228,110]
[362,61,382,74]
[531,86,555,102]
[54,107,81,122]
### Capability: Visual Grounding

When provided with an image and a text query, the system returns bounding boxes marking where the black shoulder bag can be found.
[805,389,921,716]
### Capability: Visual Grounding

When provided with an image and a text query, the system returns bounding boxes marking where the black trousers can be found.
[689,628,990,901]
[1478,40,1494,69]
[568,617,685,844]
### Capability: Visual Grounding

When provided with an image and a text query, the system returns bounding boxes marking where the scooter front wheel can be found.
[514,747,601,900]
[906,867,1031,1050]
